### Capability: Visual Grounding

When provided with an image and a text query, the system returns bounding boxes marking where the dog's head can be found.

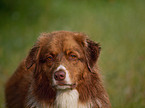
[25,31,101,90]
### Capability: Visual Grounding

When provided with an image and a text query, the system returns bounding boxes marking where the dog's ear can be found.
[73,33,101,72]
[85,39,101,72]
[25,45,40,69]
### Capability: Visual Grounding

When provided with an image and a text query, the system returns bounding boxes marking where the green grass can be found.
[0,0,145,107]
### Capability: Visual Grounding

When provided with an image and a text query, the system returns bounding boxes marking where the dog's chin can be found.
[54,83,77,90]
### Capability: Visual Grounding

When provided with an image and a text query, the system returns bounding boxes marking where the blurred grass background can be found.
[0,0,145,107]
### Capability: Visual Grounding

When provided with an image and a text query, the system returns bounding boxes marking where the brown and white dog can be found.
[5,31,111,108]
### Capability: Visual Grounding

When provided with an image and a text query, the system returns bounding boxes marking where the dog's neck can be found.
[55,89,79,108]
[55,89,93,108]
[26,87,93,108]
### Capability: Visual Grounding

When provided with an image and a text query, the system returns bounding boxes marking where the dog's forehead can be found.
[42,34,82,52]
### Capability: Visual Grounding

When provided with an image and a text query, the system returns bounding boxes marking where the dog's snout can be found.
[54,71,66,81]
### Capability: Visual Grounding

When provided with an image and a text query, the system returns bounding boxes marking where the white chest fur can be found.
[54,89,93,108]
[55,89,79,108]
[27,89,93,108]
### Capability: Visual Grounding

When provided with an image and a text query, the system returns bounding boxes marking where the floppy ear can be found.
[25,45,40,69]
[85,39,101,72]
[73,33,101,72]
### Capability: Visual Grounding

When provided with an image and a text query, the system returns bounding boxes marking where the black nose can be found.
[54,71,66,81]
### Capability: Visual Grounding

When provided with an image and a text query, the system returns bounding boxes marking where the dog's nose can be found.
[54,71,66,81]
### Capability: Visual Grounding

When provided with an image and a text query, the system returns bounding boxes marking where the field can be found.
[0,0,145,107]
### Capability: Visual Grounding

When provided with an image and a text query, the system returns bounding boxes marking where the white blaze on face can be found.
[52,65,72,89]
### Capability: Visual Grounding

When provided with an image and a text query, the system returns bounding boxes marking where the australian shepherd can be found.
[5,31,111,108]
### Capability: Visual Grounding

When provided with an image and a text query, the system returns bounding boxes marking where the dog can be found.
[5,31,111,108]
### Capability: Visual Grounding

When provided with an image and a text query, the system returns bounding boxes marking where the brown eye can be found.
[69,53,77,60]
[47,55,53,61]
[71,54,76,58]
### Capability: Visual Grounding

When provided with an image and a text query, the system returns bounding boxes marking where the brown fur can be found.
[5,31,111,108]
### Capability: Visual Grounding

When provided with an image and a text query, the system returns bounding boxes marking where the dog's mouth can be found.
[53,83,77,89]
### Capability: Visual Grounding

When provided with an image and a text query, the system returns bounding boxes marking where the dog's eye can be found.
[69,53,77,60]
[71,54,76,58]
[47,55,53,61]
